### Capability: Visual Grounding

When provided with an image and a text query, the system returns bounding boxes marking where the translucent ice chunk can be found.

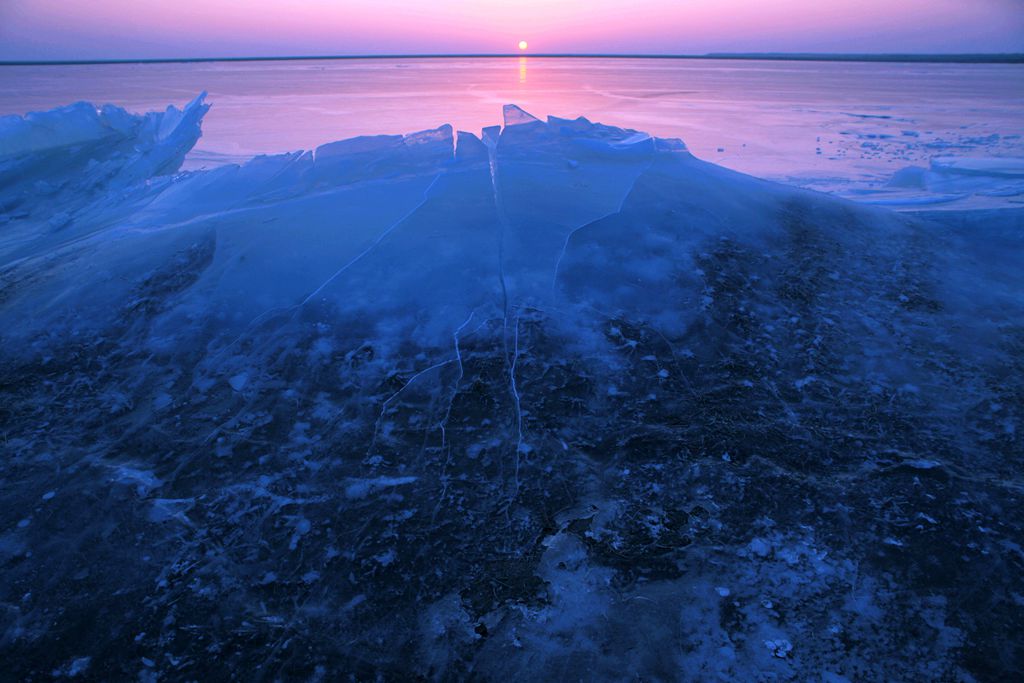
[502,104,541,127]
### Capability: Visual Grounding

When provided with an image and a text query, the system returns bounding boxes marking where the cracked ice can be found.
[1,96,1023,681]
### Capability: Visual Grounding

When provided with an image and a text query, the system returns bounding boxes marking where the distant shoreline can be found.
[2,52,1022,67]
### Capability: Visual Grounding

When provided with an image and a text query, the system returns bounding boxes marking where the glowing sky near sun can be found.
[1,0,1022,60]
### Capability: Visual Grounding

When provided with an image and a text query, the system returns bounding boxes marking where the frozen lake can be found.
[2,58,1024,681]
[2,57,1023,207]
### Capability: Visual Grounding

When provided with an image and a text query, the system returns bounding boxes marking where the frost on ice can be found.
[0,97,1022,681]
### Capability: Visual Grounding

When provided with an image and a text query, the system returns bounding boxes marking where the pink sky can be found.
[1,0,1022,60]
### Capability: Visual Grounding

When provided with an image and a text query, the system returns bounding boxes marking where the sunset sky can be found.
[1,0,1022,61]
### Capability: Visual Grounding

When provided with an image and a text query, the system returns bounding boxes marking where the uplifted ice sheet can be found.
[0,97,1022,682]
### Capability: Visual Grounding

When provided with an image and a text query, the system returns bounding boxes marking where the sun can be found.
[518,40,528,51]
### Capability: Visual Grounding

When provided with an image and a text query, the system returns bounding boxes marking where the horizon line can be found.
[2,52,1023,67]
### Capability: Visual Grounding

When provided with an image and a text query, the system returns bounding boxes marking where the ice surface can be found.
[845,155,1024,208]
[1,97,1022,681]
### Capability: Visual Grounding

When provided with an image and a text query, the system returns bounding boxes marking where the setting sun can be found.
[518,40,528,50]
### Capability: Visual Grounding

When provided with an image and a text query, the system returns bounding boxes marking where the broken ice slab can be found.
[502,104,541,127]
[0,98,1019,370]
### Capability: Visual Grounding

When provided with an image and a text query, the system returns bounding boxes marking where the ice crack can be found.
[438,309,477,448]
[510,313,525,499]
[550,160,654,296]
[368,357,456,456]
[298,172,443,308]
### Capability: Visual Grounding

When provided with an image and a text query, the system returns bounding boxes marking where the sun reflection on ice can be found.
[519,56,527,84]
